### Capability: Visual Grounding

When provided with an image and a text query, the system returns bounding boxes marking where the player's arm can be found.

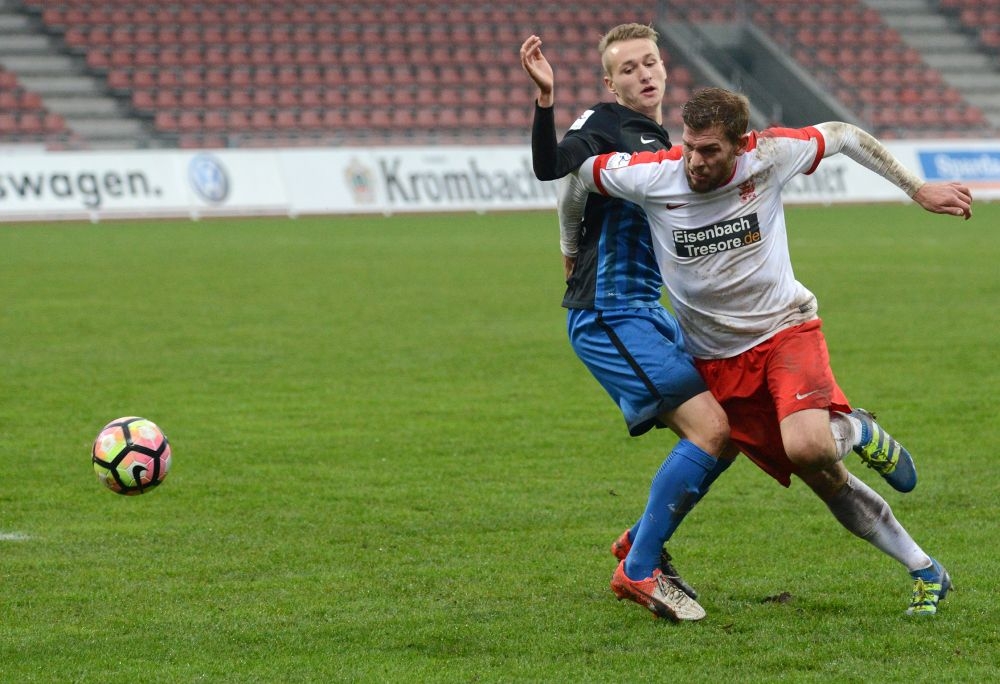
[521,34,606,180]
[816,122,973,219]
[556,173,590,261]
[557,154,620,257]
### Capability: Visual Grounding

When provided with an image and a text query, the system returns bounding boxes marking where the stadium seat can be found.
[298,109,325,130]
[203,110,228,133]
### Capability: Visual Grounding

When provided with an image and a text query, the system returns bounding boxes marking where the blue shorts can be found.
[567,307,708,436]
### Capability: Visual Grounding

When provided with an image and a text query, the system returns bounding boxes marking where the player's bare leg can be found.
[779,408,839,471]
[665,390,730,457]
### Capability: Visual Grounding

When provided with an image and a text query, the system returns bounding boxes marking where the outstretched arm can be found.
[816,122,973,219]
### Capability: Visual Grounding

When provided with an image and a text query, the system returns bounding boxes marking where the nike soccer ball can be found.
[92,416,172,495]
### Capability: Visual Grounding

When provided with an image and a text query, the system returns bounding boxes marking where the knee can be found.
[687,405,730,456]
[784,430,838,470]
[667,393,731,456]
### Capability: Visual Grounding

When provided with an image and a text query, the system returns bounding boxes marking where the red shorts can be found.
[694,319,852,487]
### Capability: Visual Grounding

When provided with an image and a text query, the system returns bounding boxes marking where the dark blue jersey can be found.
[532,102,670,310]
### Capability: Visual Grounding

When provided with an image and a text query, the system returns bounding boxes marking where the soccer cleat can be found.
[610,559,706,621]
[611,528,632,560]
[611,529,698,599]
[906,558,951,616]
[851,408,917,493]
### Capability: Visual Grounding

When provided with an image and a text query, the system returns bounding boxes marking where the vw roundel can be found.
[188,154,230,204]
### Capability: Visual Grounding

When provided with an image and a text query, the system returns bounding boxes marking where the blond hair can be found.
[598,23,659,74]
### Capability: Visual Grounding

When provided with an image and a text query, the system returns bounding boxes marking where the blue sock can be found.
[626,452,733,546]
[624,440,718,580]
[910,559,939,581]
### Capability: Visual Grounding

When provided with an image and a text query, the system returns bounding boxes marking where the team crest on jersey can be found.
[569,109,595,131]
[738,178,757,203]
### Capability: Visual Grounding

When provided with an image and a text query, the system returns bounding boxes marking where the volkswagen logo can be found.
[188,154,229,204]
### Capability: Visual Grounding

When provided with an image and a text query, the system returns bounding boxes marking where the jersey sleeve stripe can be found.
[756,126,826,175]
[802,125,825,175]
[593,153,610,195]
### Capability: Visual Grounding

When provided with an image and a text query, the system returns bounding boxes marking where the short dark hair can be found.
[681,88,750,143]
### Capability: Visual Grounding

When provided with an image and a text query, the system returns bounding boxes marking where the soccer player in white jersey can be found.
[559,87,970,616]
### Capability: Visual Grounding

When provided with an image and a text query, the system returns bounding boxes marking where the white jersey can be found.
[577,126,827,359]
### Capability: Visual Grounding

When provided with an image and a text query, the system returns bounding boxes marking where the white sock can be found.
[828,411,862,459]
[826,474,931,573]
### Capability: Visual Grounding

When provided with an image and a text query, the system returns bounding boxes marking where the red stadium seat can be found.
[153,110,179,132]
[226,110,252,131]
[203,110,228,133]
[177,111,202,133]
[249,110,274,132]
[0,112,18,135]
[298,109,325,130]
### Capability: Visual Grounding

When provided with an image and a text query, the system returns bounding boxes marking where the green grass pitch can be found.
[1,204,998,682]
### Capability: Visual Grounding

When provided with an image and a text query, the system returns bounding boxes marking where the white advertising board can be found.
[0,149,288,221]
[1,140,997,222]
[279,146,557,215]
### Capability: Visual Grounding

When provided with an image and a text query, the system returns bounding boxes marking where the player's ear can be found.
[735,133,751,156]
[604,75,616,95]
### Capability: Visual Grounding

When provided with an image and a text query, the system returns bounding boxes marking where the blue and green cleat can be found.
[907,558,951,616]
[851,408,917,493]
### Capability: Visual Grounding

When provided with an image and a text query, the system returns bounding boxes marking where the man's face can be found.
[681,124,748,193]
[603,39,666,120]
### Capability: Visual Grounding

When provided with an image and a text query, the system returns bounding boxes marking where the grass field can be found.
[1,204,998,683]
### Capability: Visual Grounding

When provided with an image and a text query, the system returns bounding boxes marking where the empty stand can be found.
[939,0,1000,52]
[0,65,70,145]
[8,0,994,147]
[20,0,684,146]
[664,0,992,139]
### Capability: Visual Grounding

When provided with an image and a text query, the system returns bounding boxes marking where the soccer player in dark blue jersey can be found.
[521,25,733,620]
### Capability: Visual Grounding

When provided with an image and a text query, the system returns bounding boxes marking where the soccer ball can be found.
[92,416,172,495]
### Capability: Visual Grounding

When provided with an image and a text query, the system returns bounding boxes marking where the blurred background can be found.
[1,0,998,151]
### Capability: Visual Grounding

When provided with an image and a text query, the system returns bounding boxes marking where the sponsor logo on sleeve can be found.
[604,152,633,170]
[569,110,595,131]
[672,212,762,257]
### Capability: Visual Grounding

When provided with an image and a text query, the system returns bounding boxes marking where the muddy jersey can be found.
[578,126,827,359]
